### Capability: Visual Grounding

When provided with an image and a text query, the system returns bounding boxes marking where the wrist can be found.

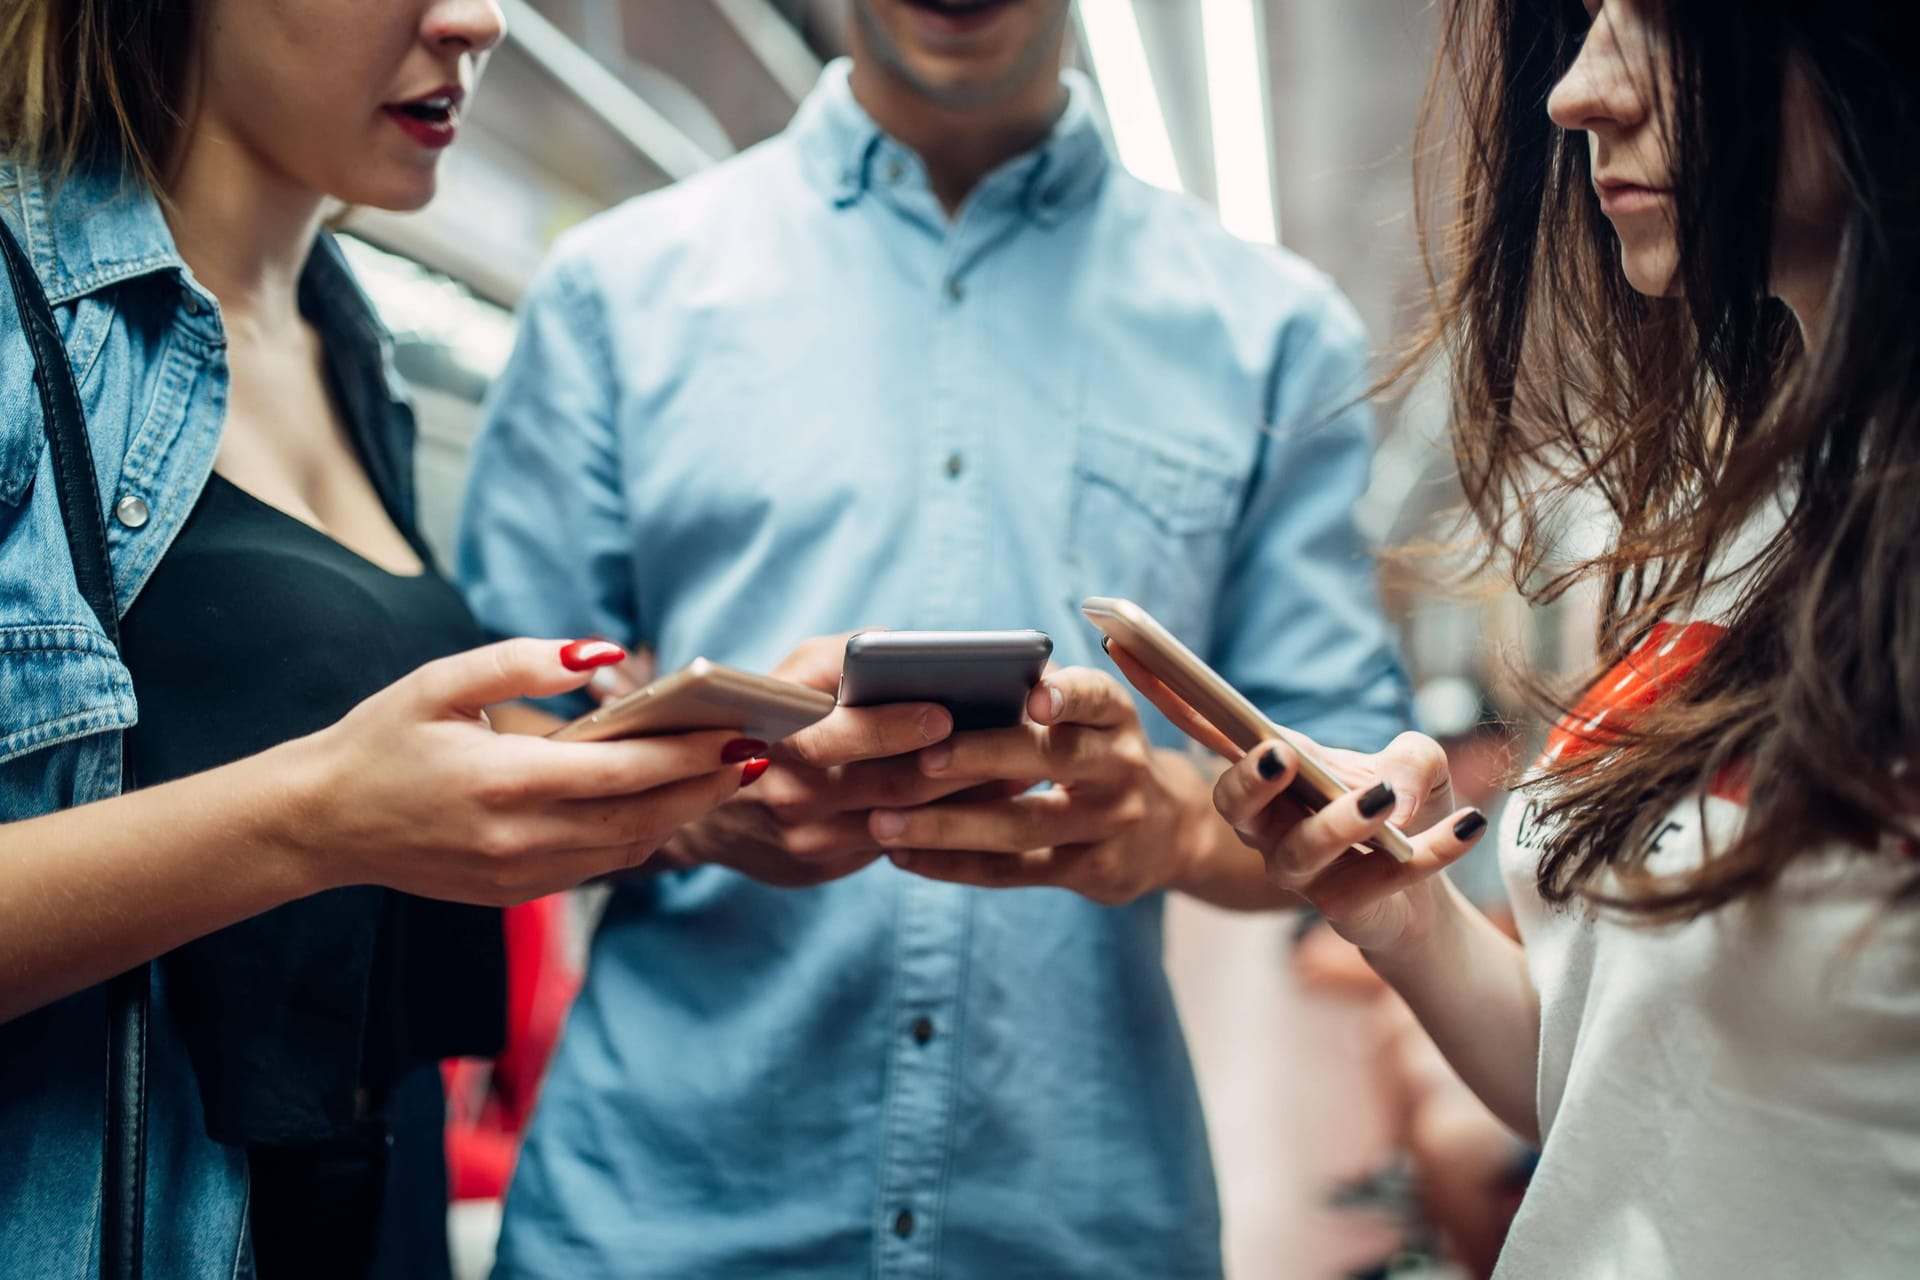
[1145,750,1301,910]
[1157,750,1237,898]
[253,732,351,897]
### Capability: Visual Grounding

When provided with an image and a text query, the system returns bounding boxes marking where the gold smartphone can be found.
[1081,596,1415,863]
[548,658,837,744]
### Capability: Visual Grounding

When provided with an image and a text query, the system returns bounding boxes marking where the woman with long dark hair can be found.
[1123,0,1920,1273]
[0,3,768,1275]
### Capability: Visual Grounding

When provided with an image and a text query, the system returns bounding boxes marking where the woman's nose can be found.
[425,0,507,56]
[1547,19,1642,136]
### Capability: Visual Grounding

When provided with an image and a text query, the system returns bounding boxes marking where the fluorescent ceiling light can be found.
[1076,1,1183,193]
[1201,0,1277,243]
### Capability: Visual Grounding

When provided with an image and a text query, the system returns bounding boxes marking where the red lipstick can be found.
[383,84,463,149]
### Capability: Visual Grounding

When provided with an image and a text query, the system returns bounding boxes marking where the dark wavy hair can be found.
[0,0,197,188]
[1409,0,1920,916]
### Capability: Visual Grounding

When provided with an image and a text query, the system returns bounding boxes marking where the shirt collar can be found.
[791,58,1111,227]
[0,159,186,306]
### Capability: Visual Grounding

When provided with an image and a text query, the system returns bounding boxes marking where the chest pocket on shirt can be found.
[1067,421,1245,640]
[0,625,136,819]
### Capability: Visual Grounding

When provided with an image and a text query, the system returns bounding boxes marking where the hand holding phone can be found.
[643,633,969,889]
[1081,597,1416,862]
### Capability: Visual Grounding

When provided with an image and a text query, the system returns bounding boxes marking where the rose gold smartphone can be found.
[548,658,836,744]
[1081,597,1415,863]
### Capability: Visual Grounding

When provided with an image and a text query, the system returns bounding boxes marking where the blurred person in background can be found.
[1145,0,1920,1275]
[458,0,1410,1273]
[0,2,759,1276]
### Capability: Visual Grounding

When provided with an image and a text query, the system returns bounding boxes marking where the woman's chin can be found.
[385,185,439,215]
[1619,245,1682,299]
[334,167,441,216]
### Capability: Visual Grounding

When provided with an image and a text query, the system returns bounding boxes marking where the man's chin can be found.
[899,58,1025,110]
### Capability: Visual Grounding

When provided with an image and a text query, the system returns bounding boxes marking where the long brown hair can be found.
[1410,0,1920,916]
[0,0,197,188]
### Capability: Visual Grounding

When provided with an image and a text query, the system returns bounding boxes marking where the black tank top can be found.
[118,472,505,1273]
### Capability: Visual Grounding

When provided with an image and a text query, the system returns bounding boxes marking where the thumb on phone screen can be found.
[588,648,656,704]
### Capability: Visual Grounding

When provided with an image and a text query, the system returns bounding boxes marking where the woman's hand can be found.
[1213,734,1487,953]
[284,637,758,905]
[1107,640,1537,1137]
[1104,640,1488,953]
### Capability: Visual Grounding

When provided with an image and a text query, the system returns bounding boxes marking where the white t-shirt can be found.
[1493,617,1920,1278]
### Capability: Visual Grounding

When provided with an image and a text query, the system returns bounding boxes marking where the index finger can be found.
[1103,641,1242,760]
[500,727,749,800]
[777,702,954,769]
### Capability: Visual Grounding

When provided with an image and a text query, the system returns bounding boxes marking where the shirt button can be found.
[181,294,202,317]
[945,276,965,303]
[885,160,906,184]
[114,495,150,529]
[943,453,965,479]
[893,1209,915,1239]
[911,1017,934,1045]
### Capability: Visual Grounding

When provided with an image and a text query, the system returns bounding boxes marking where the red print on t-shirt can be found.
[1541,621,1749,804]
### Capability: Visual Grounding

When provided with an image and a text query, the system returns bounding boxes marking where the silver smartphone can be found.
[1082,597,1415,863]
[549,658,837,744]
[837,631,1054,731]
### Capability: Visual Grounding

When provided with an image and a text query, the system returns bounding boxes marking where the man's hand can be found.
[867,668,1220,906]
[657,634,977,886]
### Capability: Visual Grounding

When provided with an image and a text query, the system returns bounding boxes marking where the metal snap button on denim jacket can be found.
[0,161,418,1279]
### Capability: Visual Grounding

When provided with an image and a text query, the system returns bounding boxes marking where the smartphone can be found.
[1081,597,1415,863]
[837,631,1054,731]
[548,658,837,744]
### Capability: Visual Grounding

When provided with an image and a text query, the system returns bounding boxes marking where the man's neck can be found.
[161,118,326,341]
[847,62,1067,215]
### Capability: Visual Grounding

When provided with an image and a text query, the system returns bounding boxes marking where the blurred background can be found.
[350,3,1591,1275]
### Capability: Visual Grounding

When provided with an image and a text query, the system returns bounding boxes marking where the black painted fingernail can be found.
[1258,748,1286,781]
[1357,781,1396,819]
[1453,810,1488,841]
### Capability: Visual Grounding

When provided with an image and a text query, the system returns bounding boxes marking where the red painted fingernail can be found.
[560,639,626,672]
[723,738,769,764]
[740,758,771,787]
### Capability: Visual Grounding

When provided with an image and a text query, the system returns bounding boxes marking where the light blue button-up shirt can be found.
[459,61,1408,1279]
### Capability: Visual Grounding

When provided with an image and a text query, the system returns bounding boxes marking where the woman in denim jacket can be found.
[0,2,762,1275]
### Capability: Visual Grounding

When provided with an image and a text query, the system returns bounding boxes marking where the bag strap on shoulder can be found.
[1,214,149,1280]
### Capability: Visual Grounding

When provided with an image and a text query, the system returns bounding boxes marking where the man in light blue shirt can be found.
[459,1,1408,1274]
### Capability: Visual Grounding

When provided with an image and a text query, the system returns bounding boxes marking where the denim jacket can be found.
[0,162,419,1278]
